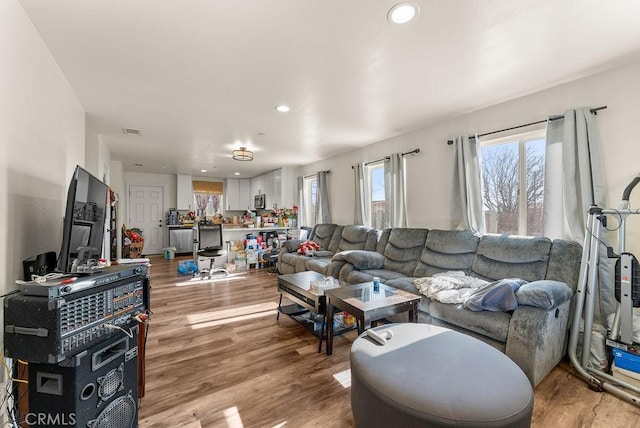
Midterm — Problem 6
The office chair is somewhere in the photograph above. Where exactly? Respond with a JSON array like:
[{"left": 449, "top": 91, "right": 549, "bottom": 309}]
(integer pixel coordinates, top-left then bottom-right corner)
[{"left": 193, "top": 224, "right": 228, "bottom": 278}]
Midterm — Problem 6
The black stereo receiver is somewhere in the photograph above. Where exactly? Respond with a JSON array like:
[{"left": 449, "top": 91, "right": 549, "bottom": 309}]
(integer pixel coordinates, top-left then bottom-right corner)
[{"left": 4, "top": 265, "right": 149, "bottom": 363}]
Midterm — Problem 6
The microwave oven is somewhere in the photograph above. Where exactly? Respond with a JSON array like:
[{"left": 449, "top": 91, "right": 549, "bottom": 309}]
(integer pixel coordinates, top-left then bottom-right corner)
[{"left": 254, "top": 194, "right": 266, "bottom": 210}]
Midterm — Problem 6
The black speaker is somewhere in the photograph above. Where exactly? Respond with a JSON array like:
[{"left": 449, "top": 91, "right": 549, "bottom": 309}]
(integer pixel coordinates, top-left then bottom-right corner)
[
  {"left": 28, "top": 325, "right": 139, "bottom": 428},
  {"left": 23, "top": 251, "right": 57, "bottom": 281}
]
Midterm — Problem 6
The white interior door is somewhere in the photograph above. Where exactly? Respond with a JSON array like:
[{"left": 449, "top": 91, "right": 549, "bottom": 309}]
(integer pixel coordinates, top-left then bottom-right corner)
[{"left": 128, "top": 185, "right": 164, "bottom": 255}]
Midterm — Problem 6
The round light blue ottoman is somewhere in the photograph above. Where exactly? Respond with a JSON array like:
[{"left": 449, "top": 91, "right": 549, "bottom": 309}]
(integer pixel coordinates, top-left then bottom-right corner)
[{"left": 350, "top": 323, "right": 533, "bottom": 427}]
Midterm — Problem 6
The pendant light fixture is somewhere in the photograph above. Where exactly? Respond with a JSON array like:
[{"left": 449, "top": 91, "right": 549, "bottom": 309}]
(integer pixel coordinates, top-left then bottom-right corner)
[{"left": 232, "top": 146, "right": 254, "bottom": 161}]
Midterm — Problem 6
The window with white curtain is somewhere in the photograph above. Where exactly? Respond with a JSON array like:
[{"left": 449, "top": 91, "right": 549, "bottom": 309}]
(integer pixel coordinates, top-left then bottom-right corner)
[
  {"left": 367, "top": 161, "right": 387, "bottom": 230},
  {"left": 480, "top": 129, "right": 545, "bottom": 236},
  {"left": 302, "top": 176, "right": 318, "bottom": 226}
]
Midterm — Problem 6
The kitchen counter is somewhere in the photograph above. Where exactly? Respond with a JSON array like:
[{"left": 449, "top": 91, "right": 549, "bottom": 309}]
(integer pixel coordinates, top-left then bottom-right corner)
[
  {"left": 168, "top": 224, "right": 195, "bottom": 228},
  {"left": 223, "top": 225, "right": 293, "bottom": 232}
]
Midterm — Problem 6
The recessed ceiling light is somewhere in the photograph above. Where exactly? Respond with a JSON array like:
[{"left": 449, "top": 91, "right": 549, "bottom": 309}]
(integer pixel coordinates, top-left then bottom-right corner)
[
  {"left": 234, "top": 172, "right": 241, "bottom": 176},
  {"left": 387, "top": 2, "right": 419, "bottom": 24},
  {"left": 201, "top": 169, "right": 207, "bottom": 173},
  {"left": 275, "top": 105, "right": 290, "bottom": 113}
]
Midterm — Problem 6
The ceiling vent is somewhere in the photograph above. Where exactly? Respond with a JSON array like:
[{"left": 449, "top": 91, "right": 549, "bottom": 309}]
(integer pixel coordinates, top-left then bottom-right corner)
[{"left": 123, "top": 127, "right": 142, "bottom": 136}]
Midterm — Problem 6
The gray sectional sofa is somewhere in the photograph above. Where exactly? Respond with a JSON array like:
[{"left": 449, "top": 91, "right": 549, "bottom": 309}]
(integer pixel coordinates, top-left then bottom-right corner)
[
  {"left": 277, "top": 224, "right": 379, "bottom": 276},
  {"left": 278, "top": 224, "right": 583, "bottom": 386}
]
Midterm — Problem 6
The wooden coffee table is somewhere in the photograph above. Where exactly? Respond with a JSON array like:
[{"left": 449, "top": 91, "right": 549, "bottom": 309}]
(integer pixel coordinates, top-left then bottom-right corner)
[
  {"left": 324, "top": 282, "right": 420, "bottom": 355},
  {"left": 277, "top": 271, "right": 341, "bottom": 352}
]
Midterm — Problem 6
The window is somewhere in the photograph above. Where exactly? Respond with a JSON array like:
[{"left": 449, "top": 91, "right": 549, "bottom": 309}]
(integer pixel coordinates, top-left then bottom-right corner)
[
  {"left": 367, "top": 162, "right": 387, "bottom": 230},
  {"left": 480, "top": 130, "right": 545, "bottom": 236},
  {"left": 192, "top": 181, "right": 223, "bottom": 217},
  {"left": 302, "top": 176, "right": 317, "bottom": 226}
]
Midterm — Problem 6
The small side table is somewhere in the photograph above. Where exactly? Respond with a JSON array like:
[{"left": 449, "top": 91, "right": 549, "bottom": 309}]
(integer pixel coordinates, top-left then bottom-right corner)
[{"left": 325, "top": 282, "right": 420, "bottom": 355}]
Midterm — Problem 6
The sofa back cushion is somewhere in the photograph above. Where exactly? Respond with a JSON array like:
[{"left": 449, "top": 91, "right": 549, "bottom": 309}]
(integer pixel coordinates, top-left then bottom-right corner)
[
  {"left": 382, "top": 228, "right": 429, "bottom": 276},
  {"left": 309, "top": 224, "right": 339, "bottom": 251},
  {"left": 376, "top": 228, "right": 392, "bottom": 254},
  {"left": 332, "top": 225, "right": 377, "bottom": 253},
  {"left": 414, "top": 229, "right": 480, "bottom": 277},
  {"left": 471, "top": 234, "right": 552, "bottom": 282}
]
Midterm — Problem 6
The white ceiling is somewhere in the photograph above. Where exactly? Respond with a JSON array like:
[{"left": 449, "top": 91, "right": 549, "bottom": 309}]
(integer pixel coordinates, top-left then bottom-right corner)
[{"left": 20, "top": 0, "right": 640, "bottom": 178}]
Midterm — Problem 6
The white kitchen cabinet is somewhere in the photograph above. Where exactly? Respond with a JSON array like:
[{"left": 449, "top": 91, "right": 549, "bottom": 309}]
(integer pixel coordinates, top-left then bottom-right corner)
[
  {"left": 248, "top": 168, "right": 295, "bottom": 211},
  {"left": 280, "top": 166, "right": 295, "bottom": 209},
  {"left": 263, "top": 170, "right": 276, "bottom": 210},
  {"left": 250, "top": 175, "right": 264, "bottom": 199},
  {"left": 226, "top": 178, "right": 251, "bottom": 211},
  {"left": 177, "top": 174, "right": 193, "bottom": 210}
]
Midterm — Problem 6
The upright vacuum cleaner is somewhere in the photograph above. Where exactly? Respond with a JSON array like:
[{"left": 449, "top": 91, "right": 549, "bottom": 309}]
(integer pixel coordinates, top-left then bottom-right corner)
[{"left": 568, "top": 173, "right": 640, "bottom": 406}]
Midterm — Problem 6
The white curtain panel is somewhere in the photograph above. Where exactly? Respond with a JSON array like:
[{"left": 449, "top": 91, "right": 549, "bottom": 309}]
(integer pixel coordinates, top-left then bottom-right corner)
[
  {"left": 384, "top": 153, "right": 408, "bottom": 227},
  {"left": 315, "top": 171, "right": 332, "bottom": 224},
  {"left": 353, "top": 163, "right": 368, "bottom": 225},
  {"left": 543, "top": 107, "right": 614, "bottom": 320},
  {"left": 296, "top": 175, "right": 306, "bottom": 227},
  {"left": 450, "top": 135, "right": 485, "bottom": 232},
  {"left": 543, "top": 107, "right": 607, "bottom": 241}
]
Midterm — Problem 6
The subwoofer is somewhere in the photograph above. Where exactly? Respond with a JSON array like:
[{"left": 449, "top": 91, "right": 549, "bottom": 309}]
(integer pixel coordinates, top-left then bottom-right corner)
[{"left": 28, "top": 325, "right": 139, "bottom": 428}]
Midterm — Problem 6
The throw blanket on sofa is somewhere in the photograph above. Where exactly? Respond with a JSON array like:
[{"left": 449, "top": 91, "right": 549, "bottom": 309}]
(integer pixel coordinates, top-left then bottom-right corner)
[{"left": 414, "top": 271, "right": 489, "bottom": 304}]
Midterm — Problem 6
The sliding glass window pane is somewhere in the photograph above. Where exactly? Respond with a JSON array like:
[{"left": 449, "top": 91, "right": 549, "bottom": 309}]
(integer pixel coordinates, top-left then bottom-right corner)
[
  {"left": 369, "top": 164, "right": 386, "bottom": 229},
  {"left": 525, "top": 138, "right": 545, "bottom": 236},
  {"left": 303, "top": 177, "right": 318, "bottom": 226},
  {"left": 481, "top": 141, "right": 520, "bottom": 234}
]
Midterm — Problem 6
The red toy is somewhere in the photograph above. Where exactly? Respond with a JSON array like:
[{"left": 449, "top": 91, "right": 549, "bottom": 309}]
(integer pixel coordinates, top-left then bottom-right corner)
[{"left": 297, "top": 240, "right": 320, "bottom": 255}]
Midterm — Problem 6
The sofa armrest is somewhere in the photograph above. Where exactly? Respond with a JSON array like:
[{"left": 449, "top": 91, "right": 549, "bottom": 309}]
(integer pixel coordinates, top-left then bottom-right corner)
[
  {"left": 505, "top": 300, "right": 572, "bottom": 386},
  {"left": 280, "top": 239, "right": 304, "bottom": 254},
  {"left": 333, "top": 250, "right": 384, "bottom": 270},
  {"left": 515, "top": 280, "right": 573, "bottom": 310}
]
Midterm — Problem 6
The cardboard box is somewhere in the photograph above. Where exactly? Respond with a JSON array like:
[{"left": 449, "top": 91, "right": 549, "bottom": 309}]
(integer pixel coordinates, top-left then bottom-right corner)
[{"left": 129, "top": 242, "right": 144, "bottom": 258}]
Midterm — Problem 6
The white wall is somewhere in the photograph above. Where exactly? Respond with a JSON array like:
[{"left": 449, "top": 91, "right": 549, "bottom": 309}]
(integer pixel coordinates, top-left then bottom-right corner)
[
  {"left": 300, "top": 59, "right": 640, "bottom": 255},
  {"left": 0, "top": 2, "right": 84, "bottom": 413},
  {"left": 0, "top": 0, "right": 85, "bottom": 289},
  {"left": 110, "top": 160, "right": 125, "bottom": 258}
]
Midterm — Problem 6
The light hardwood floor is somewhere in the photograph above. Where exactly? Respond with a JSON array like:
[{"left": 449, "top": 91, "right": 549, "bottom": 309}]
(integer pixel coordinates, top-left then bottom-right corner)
[{"left": 138, "top": 255, "right": 640, "bottom": 427}]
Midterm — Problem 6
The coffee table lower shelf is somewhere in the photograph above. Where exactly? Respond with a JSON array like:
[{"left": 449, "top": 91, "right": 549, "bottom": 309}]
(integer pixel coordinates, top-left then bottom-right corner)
[{"left": 277, "top": 302, "right": 356, "bottom": 352}]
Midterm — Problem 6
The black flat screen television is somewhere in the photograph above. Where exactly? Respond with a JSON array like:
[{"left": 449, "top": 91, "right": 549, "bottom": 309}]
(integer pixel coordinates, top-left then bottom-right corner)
[{"left": 57, "top": 166, "right": 108, "bottom": 273}]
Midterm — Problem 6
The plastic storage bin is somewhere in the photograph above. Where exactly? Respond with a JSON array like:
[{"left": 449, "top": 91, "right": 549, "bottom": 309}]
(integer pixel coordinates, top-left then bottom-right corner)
[
  {"left": 612, "top": 348, "right": 640, "bottom": 373},
  {"left": 612, "top": 361, "right": 640, "bottom": 389},
  {"left": 163, "top": 246, "right": 176, "bottom": 260}
]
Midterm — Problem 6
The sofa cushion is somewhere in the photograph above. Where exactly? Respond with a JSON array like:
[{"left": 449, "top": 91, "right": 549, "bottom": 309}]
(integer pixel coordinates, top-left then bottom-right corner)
[
  {"left": 386, "top": 277, "right": 420, "bottom": 295},
  {"left": 341, "top": 250, "right": 385, "bottom": 270},
  {"left": 515, "top": 280, "right": 573, "bottom": 310},
  {"left": 429, "top": 301, "right": 512, "bottom": 342},
  {"left": 472, "top": 234, "right": 552, "bottom": 282},
  {"left": 314, "top": 250, "right": 334, "bottom": 258},
  {"left": 382, "top": 228, "right": 429, "bottom": 276},
  {"left": 304, "top": 257, "right": 333, "bottom": 275},
  {"left": 310, "top": 224, "right": 340, "bottom": 251},
  {"left": 343, "top": 269, "right": 408, "bottom": 285},
  {"left": 334, "top": 225, "right": 377, "bottom": 253},
  {"left": 415, "top": 230, "right": 480, "bottom": 277}
]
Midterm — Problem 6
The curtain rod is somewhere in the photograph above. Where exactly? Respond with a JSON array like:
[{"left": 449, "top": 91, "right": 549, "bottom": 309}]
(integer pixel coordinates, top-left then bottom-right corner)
[
  {"left": 352, "top": 148, "right": 421, "bottom": 168},
  {"left": 446, "top": 106, "right": 607, "bottom": 145},
  {"left": 303, "top": 170, "right": 331, "bottom": 179}
]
